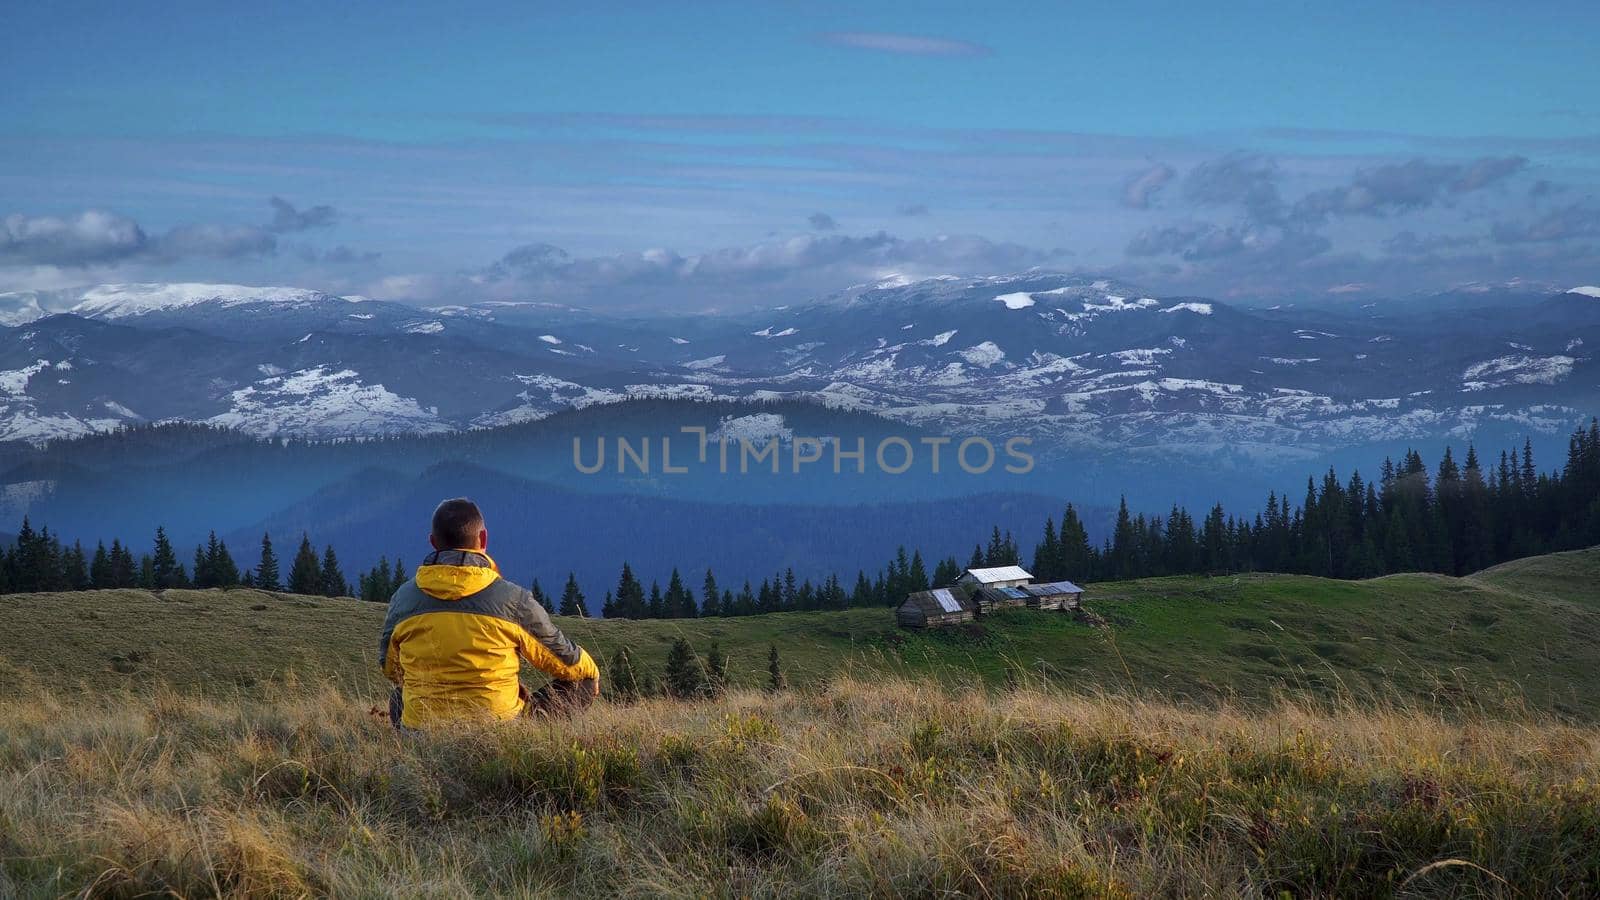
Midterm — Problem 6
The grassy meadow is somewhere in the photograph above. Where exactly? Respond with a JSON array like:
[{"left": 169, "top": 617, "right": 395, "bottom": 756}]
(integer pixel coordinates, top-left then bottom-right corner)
[
  {"left": 4, "top": 547, "right": 1600, "bottom": 716},
  {"left": 2, "top": 548, "right": 1599, "bottom": 896}
]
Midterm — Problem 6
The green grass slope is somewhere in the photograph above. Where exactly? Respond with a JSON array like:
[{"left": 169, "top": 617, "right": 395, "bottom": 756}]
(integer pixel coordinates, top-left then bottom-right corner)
[{"left": 3, "top": 547, "right": 1597, "bottom": 716}]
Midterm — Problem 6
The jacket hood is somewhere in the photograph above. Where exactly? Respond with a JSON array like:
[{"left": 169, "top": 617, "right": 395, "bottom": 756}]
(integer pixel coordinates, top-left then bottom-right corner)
[{"left": 415, "top": 549, "right": 501, "bottom": 600}]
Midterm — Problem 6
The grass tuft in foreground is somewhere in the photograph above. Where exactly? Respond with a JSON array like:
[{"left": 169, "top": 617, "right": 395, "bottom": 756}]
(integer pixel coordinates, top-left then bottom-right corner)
[{"left": 3, "top": 678, "right": 1600, "bottom": 897}]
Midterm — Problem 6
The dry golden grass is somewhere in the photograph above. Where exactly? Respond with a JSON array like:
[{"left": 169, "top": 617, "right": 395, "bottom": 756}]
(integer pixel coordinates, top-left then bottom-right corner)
[{"left": 3, "top": 678, "right": 1599, "bottom": 898}]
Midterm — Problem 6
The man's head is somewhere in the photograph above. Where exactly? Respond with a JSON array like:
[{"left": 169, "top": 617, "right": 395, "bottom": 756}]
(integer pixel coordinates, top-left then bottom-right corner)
[{"left": 430, "top": 497, "right": 487, "bottom": 551}]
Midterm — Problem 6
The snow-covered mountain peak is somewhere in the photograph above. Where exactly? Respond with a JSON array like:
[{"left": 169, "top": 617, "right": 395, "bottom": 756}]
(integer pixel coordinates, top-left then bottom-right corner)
[
  {"left": 70, "top": 283, "right": 339, "bottom": 319},
  {"left": 1568, "top": 286, "right": 1600, "bottom": 299}
]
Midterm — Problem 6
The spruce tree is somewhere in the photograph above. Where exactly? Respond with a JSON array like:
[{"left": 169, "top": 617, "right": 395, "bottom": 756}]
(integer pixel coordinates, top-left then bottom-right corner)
[
  {"left": 212, "top": 537, "right": 240, "bottom": 587},
  {"left": 63, "top": 541, "right": 89, "bottom": 590},
  {"left": 287, "top": 534, "right": 322, "bottom": 595},
  {"left": 319, "top": 544, "right": 348, "bottom": 597},
  {"left": 608, "top": 646, "right": 641, "bottom": 700},
  {"left": 109, "top": 539, "right": 136, "bottom": 588},
  {"left": 613, "top": 563, "right": 645, "bottom": 618},
  {"left": 90, "top": 541, "right": 113, "bottom": 589},
  {"left": 255, "top": 533, "right": 281, "bottom": 590},
  {"left": 558, "top": 573, "right": 587, "bottom": 616},
  {"left": 701, "top": 569, "right": 720, "bottom": 617},
  {"left": 193, "top": 544, "right": 210, "bottom": 588},
  {"left": 530, "top": 578, "right": 553, "bottom": 613},
  {"left": 767, "top": 644, "right": 786, "bottom": 692},
  {"left": 705, "top": 642, "right": 728, "bottom": 697},
  {"left": 663, "top": 638, "right": 708, "bottom": 699},
  {"left": 150, "top": 526, "right": 183, "bottom": 589}
]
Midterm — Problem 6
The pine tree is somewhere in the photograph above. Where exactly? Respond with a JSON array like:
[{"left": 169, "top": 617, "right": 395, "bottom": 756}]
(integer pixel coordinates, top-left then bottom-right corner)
[
  {"left": 255, "top": 533, "right": 281, "bottom": 590},
  {"left": 767, "top": 644, "right": 787, "bottom": 692},
  {"left": 319, "top": 544, "right": 348, "bottom": 597},
  {"left": 193, "top": 544, "right": 209, "bottom": 588},
  {"left": 287, "top": 534, "right": 322, "bottom": 595},
  {"left": 530, "top": 578, "right": 553, "bottom": 614},
  {"left": 62, "top": 541, "right": 89, "bottom": 590},
  {"left": 211, "top": 538, "right": 240, "bottom": 587},
  {"left": 90, "top": 541, "right": 113, "bottom": 589},
  {"left": 665, "top": 568, "right": 695, "bottom": 618},
  {"left": 558, "top": 572, "right": 587, "bottom": 616},
  {"left": 608, "top": 646, "right": 641, "bottom": 700},
  {"left": 150, "top": 526, "right": 184, "bottom": 589},
  {"left": 701, "top": 569, "right": 721, "bottom": 617},
  {"left": 705, "top": 642, "right": 728, "bottom": 697},
  {"left": 612, "top": 563, "right": 646, "bottom": 618},
  {"left": 663, "top": 638, "right": 708, "bottom": 699},
  {"left": 110, "top": 539, "right": 136, "bottom": 588}
]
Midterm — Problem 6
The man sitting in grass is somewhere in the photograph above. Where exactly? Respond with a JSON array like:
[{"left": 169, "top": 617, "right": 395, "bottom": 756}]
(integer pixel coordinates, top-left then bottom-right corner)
[{"left": 379, "top": 497, "right": 600, "bottom": 730}]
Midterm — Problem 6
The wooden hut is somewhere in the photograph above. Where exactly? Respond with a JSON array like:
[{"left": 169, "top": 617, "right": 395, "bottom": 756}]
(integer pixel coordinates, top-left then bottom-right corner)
[
  {"left": 1019, "top": 580, "right": 1085, "bottom": 611},
  {"left": 974, "top": 585, "right": 1031, "bottom": 615},
  {"left": 956, "top": 565, "right": 1033, "bottom": 590},
  {"left": 897, "top": 587, "right": 977, "bottom": 629}
]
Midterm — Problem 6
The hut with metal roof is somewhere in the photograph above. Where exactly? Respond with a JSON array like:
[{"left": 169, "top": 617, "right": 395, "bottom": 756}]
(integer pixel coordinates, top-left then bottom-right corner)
[
  {"left": 956, "top": 565, "right": 1033, "bottom": 590},
  {"left": 1020, "top": 580, "right": 1085, "bottom": 611},
  {"left": 896, "top": 587, "right": 977, "bottom": 629}
]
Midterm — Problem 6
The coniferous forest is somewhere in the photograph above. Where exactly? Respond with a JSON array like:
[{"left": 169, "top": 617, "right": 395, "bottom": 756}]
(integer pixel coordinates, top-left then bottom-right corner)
[{"left": 3, "top": 420, "right": 1597, "bottom": 616}]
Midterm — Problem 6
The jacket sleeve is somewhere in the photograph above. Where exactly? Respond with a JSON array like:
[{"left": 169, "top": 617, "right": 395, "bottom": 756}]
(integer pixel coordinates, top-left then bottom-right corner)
[
  {"left": 511, "top": 587, "right": 600, "bottom": 682},
  {"left": 378, "top": 601, "right": 405, "bottom": 684}
]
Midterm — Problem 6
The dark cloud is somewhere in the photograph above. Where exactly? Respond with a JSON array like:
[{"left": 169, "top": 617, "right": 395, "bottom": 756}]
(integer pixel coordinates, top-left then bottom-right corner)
[
  {"left": 155, "top": 223, "right": 277, "bottom": 260},
  {"left": 298, "top": 244, "right": 381, "bottom": 265},
  {"left": 1289, "top": 157, "right": 1524, "bottom": 226},
  {"left": 1, "top": 210, "right": 279, "bottom": 267},
  {"left": 478, "top": 230, "right": 1053, "bottom": 306},
  {"left": 1184, "top": 153, "right": 1284, "bottom": 223},
  {"left": 1491, "top": 202, "right": 1600, "bottom": 243},
  {"left": 1177, "top": 153, "right": 1527, "bottom": 232},
  {"left": 807, "top": 212, "right": 838, "bottom": 231},
  {"left": 896, "top": 203, "right": 930, "bottom": 217},
  {"left": 1121, "top": 163, "right": 1176, "bottom": 209},
  {"left": 1453, "top": 156, "right": 1527, "bottom": 192},
  {"left": 0, "top": 211, "right": 148, "bottom": 267},
  {"left": 1381, "top": 230, "right": 1481, "bottom": 256},
  {"left": 1125, "top": 223, "right": 1217, "bottom": 258},
  {"left": 1529, "top": 179, "right": 1566, "bottom": 200},
  {"left": 267, "top": 197, "right": 338, "bottom": 233},
  {"left": 1126, "top": 220, "right": 1329, "bottom": 271},
  {"left": 818, "top": 31, "right": 991, "bottom": 57}
]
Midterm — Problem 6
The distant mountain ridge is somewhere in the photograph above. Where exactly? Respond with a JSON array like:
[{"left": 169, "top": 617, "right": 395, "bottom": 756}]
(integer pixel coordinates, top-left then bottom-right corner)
[{"left": 0, "top": 274, "right": 1594, "bottom": 476}]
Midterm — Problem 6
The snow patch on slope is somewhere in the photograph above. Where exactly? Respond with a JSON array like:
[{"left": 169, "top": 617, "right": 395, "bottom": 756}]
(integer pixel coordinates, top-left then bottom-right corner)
[
  {"left": 207, "top": 366, "right": 449, "bottom": 438},
  {"left": 958, "top": 341, "right": 1006, "bottom": 368},
  {"left": 711, "top": 413, "right": 792, "bottom": 445},
  {"left": 994, "top": 291, "right": 1036, "bottom": 310},
  {"left": 1567, "top": 286, "right": 1600, "bottom": 298},
  {"left": 1461, "top": 355, "right": 1575, "bottom": 391}
]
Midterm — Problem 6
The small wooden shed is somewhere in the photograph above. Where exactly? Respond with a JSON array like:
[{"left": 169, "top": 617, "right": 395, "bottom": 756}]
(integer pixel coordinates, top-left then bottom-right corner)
[
  {"left": 974, "top": 585, "right": 1031, "bottom": 615},
  {"left": 897, "top": 587, "right": 977, "bottom": 629},
  {"left": 1020, "top": 580, "right": 1085, "bottom": 611}
]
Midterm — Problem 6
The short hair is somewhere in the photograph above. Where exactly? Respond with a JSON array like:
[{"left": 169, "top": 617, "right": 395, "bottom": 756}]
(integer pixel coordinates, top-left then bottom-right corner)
[{"left": 431, "top": 497, "right": 485, "bottom": 549}]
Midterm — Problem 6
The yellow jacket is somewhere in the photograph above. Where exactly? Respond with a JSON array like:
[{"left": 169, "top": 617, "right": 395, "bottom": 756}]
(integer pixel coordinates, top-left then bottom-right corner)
[{"left": 379, "top": 549, "right": 598, "bottom": 728}]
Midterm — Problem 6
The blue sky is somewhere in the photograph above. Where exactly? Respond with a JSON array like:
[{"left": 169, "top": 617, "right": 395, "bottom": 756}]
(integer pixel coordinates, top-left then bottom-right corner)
[{"left": 3, "top": 0, "right": 1599, "bottom": 307}]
